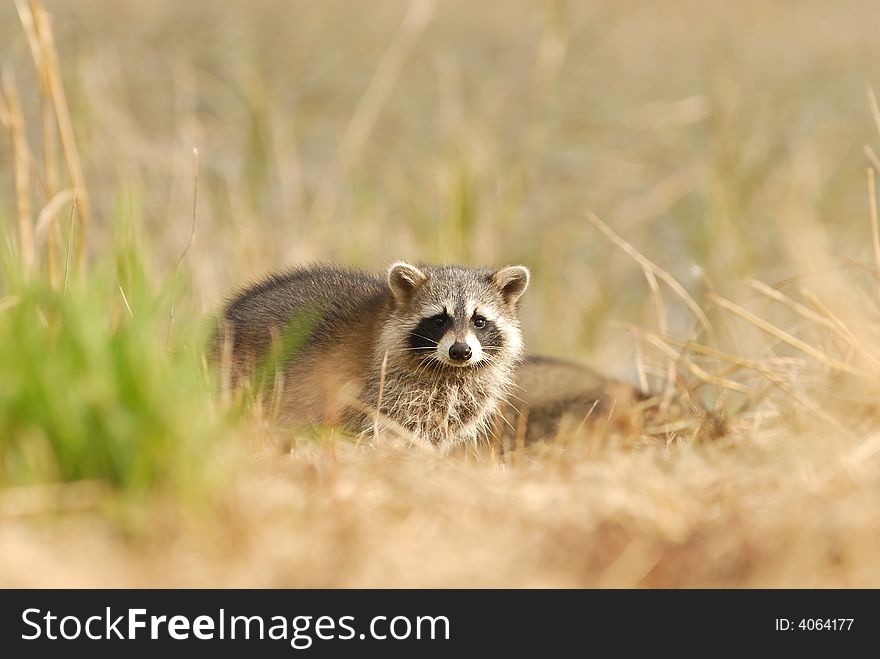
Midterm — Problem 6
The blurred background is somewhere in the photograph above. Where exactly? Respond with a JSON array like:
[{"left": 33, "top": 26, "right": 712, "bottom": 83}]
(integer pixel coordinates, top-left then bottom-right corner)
[{"left": 3, "top": 0, "right": 879, "bottom": 374}]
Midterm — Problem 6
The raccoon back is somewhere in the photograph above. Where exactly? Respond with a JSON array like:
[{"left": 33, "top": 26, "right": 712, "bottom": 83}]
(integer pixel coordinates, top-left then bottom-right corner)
[
  {"left": 223, "top": 265, "right": 383, "bottom": 344},
  {"left": 502, "top": 355, "right": 646, "bottom": 443},
  {"left": 216, "top": 265, "right": 392, "bottom": 393}
]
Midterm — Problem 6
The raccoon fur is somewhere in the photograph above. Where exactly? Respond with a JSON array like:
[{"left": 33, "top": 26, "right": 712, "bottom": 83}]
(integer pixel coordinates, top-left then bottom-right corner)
[
  {"left": 500, "top": 355, "right": 647, "bottom": 444},
  {"left": 502, "top": 355, "right": 725, "bottom": 445},
  {"left": 216, "top": 261, "right": 530, "bottom": 451}
]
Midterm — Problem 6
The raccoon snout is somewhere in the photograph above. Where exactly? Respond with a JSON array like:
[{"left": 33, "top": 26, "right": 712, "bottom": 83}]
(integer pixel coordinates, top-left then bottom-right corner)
[{"left": 449, "top": 342, "right": 472, "bottom": 362}]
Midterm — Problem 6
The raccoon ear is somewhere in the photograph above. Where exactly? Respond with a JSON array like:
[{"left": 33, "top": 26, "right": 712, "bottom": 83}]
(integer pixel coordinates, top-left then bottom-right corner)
[
  {"left": 492, "top": 265, "right": 530, "bottom": 307},
  {"left": 388, "top": 262, "right": 428, "bottom": 301}
]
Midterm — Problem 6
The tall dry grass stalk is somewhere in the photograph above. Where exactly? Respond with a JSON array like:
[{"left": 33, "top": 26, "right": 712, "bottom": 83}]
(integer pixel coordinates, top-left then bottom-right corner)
[
  {"left": 16, "top": 0, "right": 58, "bottom": 284},
  {"left": 584, "top": 209, "right": 715, "bottom": 409},
  {"left": 373, "top": 350, "right": 389, "bottom": 441},
  {"left": 0, "top": 69, "right": 35, "bottom": 273},
  {"left": 867, "top": 168, "right": 880, "bottom": 296},
  {"left": 309, "top": 0, "right": 436, "bottom": 228},
  {"left": 167, "top": 147, "right": 200, "bottom": 346},
  {"left": 8, "top": 0, "right": 90, "bottom": 277}
]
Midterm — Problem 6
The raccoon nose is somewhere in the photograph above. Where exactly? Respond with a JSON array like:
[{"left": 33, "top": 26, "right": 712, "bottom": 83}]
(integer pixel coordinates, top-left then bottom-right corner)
[{"left": 449, "top": 342, "right": 472, "bottom": 362}]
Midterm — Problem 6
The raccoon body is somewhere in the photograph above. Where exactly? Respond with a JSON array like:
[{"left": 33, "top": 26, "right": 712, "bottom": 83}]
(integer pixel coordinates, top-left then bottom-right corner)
[
  {"left": 503, "top": 355, "right": 724, "bottom": 445},
  {"left": 502, "top": 355, "right": 649, "bottom": 444},
  {"left": 217, "top": 262, "right": 530, "bottom": 450}
]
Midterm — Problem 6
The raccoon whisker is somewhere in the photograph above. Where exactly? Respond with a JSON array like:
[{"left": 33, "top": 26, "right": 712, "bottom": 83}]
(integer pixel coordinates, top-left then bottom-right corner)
[
  {"left": 502, "top": 391, "right": 530, "bottom": 406},
  {"left": 415, "top": 352, "right": 442, "bottom": 367},
  {"left": 502, "top": 399, "right": 525, "bottom": 419},
  {"left": 407, "top": 355, "right": 435, "bottom": 364},
  {"left": 411, "top": 360, "right": 433, "bottom": 380},
  {"left": 495, "top": 410, "right": 518, "bottom": 435},
  {"left": 412, "top": 354, "right": 445, "bottom": 379},
  {"left": 397, "top": 351, "right": 442, "bottom": 376},
  {"left": 408, "top": 332, "right": 441, "bottom": 346}
]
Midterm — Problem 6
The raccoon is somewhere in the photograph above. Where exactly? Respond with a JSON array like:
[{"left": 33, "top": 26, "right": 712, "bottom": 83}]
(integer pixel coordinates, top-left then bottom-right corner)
[{"left": 216, "top": 262, "right": 530, "bottom": 451}]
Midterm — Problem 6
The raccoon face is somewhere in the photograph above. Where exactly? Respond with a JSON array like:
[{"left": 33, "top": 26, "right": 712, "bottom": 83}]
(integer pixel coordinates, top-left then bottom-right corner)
[{"left": 384, "top": 261, "right": 530, "bottom": 369}]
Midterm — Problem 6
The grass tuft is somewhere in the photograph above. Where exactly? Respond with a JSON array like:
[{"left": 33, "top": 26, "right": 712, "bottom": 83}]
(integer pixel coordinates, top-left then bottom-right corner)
[{"left": 0, "top": 254, "right": 223, "bottom": 494}]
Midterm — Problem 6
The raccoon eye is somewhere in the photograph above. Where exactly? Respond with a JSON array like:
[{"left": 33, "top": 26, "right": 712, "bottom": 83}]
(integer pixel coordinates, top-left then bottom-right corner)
[
  {"left": 431, "top": 314, "right": 447, "bottom": 327},
  {"left": 473, "top": 316, "right": 487, "bottom": 329}
]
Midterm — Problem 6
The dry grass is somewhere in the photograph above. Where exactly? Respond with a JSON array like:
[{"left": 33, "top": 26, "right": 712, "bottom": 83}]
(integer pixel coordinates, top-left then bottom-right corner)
[{"left": 3, "top": 0, "right": 880, "bottom": 587}]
